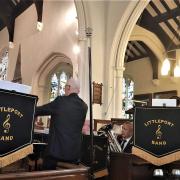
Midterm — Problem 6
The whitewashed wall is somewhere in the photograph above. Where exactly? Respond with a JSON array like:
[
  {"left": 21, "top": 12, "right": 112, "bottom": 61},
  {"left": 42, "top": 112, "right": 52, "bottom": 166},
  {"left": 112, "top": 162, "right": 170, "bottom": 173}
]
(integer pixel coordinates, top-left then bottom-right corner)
[
  {"left": 124, "top": 58, "right": 180, "bottom": 96},
  {"left": 82, "top": 1, "right": 131, "bottom": 119},
  {"left": 0, "top": 1, "right": 79, "bottom": 104}
]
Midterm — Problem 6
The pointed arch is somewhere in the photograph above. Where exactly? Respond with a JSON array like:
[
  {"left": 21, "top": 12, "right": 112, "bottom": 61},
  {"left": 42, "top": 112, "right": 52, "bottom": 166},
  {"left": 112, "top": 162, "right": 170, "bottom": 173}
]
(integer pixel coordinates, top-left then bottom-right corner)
[
  {"left": 74, "top": 0, "right": 86, "bottom": 40},
  {"left": 107, "top": 0, "right": 150, "bottom": 118},
  {"left": 32, "top": 52, "right": 73, "bottom": 104},
  {"left": 130, "top": 25, "right": 165, "bottom": 62}
]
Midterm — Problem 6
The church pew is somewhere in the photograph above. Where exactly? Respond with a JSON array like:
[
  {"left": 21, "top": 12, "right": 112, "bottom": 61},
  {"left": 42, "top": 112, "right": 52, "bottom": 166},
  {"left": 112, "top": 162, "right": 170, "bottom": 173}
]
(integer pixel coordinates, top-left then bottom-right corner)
[{"left": 0, "top": 167, "right": 90, "bottom": 180}]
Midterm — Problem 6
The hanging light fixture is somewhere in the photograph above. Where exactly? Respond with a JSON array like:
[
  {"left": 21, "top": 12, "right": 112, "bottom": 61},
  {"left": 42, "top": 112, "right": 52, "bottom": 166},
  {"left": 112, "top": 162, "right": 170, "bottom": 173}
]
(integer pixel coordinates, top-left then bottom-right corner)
[
  {"left": 37, "top": 21, "right": 43, "bottom": 31},
  {"left": 161, "top": 55, "right": 180, "bottom": 77},
  {"left": 161, "top": 58, "right": 170, "bottom": 76},
  {"left": 161, "top": 25, "right": 180, "bottom": 77},
  {"left": 161, "top": 49, "right": 180, "bottom": 77},
  {"left": 9, "top": 41, "right": 14, "bottom": 49},
  {"left": 174, "top": 64, "right": 180, "bottom": 77}
]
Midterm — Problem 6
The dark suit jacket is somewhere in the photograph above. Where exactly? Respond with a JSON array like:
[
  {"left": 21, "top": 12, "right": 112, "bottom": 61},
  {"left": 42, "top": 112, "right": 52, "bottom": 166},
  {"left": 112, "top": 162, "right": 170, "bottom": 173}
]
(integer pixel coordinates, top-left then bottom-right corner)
[
  {"left": 36, "top": 93, "right": 88, "bottom": 162},
  {"left": 117, "top": 136, "right": 133, "bottom": 153}
]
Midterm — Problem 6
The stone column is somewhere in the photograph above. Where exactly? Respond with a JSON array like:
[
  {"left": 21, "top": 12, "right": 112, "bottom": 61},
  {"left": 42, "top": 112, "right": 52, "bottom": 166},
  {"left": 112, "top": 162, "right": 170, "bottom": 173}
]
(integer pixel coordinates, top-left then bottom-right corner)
[
  {"left": 78, "top": 32, "right": 90, "bottom": 119},
  {"left": 114, "top": 66, "right": 125, "bottom": 118}
]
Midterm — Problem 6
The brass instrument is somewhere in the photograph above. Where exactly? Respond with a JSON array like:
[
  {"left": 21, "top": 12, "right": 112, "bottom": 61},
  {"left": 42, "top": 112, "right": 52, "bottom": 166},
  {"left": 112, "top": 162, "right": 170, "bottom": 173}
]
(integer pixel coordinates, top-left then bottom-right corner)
[{"left": 98, "top": 124, "right": 122, "bottom": 153}]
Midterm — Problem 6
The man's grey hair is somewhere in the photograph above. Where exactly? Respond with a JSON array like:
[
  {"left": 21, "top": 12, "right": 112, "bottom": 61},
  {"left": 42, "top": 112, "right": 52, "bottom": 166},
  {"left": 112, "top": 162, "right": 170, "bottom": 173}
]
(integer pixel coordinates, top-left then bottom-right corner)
[{"left": 67, "top": 78, "right": 80, "bottom": 94}]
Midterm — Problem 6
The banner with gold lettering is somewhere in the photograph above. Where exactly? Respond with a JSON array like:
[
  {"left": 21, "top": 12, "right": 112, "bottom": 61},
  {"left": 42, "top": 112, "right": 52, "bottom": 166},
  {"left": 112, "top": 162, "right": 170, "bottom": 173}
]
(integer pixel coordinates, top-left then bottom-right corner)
[
  {"left": 0, "top": 89, "right": 37, "bottom": 168},
  {"left": 132, "top": 107, "right": 180, "bottom": 166}
]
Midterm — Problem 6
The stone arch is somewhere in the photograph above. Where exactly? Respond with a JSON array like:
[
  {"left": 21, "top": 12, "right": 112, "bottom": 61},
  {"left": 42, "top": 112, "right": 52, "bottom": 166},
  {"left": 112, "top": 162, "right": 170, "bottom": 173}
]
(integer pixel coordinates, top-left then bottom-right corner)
[
  {"left": 74, "top": 0, "right": 86, "bottom": 40},
  {"left": 130, "top": 25, "right": 165, "bottom": 62},
  {"left": 107, "top": 0, "right": 150, "bottom": 118},
  {"left": 32, "top": 52, "right": 73, "bottom": 104}
]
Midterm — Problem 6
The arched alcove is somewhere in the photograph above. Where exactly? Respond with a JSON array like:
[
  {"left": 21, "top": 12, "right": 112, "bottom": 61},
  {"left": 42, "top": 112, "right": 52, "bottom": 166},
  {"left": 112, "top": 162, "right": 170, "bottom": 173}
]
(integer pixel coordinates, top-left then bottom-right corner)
[{"left": 32, "top": 52, "right": 73, "bottom": 105}]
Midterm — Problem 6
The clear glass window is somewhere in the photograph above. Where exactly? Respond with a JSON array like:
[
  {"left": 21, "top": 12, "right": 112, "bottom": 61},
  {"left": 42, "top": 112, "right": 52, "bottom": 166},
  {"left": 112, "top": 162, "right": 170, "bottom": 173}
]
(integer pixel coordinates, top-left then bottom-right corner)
[
  {"left": 0, "top": 49, "right": 8, "bottom": 80},
  {"left": 122, "top": 76, "right": 134, "bottom": 118}
]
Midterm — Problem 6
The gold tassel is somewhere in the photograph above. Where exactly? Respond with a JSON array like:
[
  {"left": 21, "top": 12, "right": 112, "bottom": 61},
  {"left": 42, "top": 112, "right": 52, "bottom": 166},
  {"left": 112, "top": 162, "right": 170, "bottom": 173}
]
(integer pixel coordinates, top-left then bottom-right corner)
[
  {"left": 0, "top": 144, "right": 33, "bottom": 168},
  {"left": 132, "top": 146, "right": 180, "bottom": 166}
]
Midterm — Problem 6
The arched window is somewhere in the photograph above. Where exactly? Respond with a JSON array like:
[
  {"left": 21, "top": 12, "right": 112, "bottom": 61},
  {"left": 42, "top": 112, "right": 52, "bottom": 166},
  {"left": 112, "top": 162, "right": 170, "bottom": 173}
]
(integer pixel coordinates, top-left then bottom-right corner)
[
  {"left": 122, "top": 76, "right": 134, "bottom": 118},
  {"left": 0, "top": 48, "right": 8, "bottom": 80},
  {"left": 50, "top": 64, "right": 72, "bottom": 101}
]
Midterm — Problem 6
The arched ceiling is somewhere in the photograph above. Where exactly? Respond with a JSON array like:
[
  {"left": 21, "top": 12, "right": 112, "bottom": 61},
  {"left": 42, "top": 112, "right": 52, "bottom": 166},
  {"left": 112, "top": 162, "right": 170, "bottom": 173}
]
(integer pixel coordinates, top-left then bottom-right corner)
[{"left": 125, "top": 0, "right": 180, "bottom": 64}]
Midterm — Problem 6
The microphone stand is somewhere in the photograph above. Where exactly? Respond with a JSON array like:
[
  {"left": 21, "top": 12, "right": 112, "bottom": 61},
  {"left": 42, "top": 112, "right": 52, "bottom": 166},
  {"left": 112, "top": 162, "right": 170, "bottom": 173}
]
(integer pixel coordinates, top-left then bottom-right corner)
[{"left": 86, "top": 27, "right": 94, "bottom": 180}]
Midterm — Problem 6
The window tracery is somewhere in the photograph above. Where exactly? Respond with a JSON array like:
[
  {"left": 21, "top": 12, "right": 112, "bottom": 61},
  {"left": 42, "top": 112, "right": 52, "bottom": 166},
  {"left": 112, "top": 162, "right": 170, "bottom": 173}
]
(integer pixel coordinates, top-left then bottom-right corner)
[{"left": 50, "top": 70, "right": 71, "bottom": 101}]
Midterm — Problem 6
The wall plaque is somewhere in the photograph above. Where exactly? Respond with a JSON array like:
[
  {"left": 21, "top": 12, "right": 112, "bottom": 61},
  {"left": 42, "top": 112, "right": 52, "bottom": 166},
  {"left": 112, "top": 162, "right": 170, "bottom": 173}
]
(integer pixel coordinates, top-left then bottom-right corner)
[{"left": 93, "top": 82, "right": 103, "bottom": 105}]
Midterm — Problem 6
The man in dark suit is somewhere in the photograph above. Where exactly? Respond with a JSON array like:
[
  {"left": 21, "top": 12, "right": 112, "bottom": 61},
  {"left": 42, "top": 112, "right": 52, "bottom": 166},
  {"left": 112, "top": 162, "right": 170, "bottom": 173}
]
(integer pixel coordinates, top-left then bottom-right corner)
[
  {"left": 35, "top": 78, "right": 88, "bottom": 170},
  {"left": 117, "top": 122, "right": 133, "bottom": 153}
]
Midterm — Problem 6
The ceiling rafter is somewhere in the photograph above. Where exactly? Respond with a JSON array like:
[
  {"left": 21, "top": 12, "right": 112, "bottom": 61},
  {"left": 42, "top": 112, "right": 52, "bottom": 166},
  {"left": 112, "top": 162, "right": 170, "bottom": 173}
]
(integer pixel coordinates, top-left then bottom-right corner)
[
  {"left": 153, "top": 8, "right": 180, "bottom": 23},
  {"left": 165, "top": 21, "right": 180, "bottom": 41},
  {"left": 11, "top": 0, "right": 18, "bottom": 6},
  {"left": 174, "top": 0, "right": 180, "bottom": 7},
  {"left": 125, "top": 0, "right": 179, "bottom": 80},
  {"left": 150, "top": 1, "right": 162, "bottom": 16},
  {"left": 160, "top": 0, "right": 171, "bottom": 12}
]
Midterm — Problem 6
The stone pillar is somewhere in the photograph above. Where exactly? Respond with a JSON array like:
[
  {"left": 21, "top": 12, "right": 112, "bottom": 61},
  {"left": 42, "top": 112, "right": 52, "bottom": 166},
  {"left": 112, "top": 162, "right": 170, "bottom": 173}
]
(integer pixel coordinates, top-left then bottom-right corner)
[
  {"left": 114, "top": 66, "right": 125, "bottom": 118},
  {"left": 78, "top": 35, "right": 90, "bottom": 119}
]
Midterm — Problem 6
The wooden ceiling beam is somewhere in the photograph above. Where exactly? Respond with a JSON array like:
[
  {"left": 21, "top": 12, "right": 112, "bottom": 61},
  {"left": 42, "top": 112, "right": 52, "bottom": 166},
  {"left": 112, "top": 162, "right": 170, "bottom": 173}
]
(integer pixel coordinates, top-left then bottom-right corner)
[
  {"left": 165, "top": 21, "right": 180, "bottom": 42},
  {"left": 141, "top": 42, "right": 159, "bottom": 79},
  {"left": 126, "top": 54, "right": 148, "bottom": 63},
  {"left": 15, "top": 0, "right": 33, "bottom": 18},
  {"left": 149, "top": 1, "right": 161, "bottom": 16},
  {"left": 174, "top": 0, "right": 180, "bottom": 8},
  {"left": 153, "top": 8, "right": 180, "bottom": 23},
  {"left": 33, "top": 0, "right": 43, "bottom": 22},
  {"left": 126, "top": 46, "right": 135, "bottom": 57},
  {"left": 141, "top": 11, "right": 177, "bottom": 50}
]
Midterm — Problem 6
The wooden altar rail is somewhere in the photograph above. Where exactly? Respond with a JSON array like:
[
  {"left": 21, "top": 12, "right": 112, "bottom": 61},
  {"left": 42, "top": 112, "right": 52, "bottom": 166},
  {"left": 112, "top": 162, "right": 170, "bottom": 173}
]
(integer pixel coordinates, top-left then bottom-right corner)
[
  {"left": 109, "top": 152, "right": 154, "bottom": 180},
  {"left": 109, "top": 152, "right": 180, "bottom": 180},
  {"left": 0, "top": 167, "right": 90, "bottom": 180}
]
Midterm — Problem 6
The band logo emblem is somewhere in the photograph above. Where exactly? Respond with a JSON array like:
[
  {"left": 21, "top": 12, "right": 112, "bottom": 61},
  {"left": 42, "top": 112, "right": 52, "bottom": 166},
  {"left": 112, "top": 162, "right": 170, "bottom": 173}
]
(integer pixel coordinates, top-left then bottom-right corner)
[
  {"left": 133, "top": 107, "right": 180, "bottom": 166},
  {"left": 3, "top": 114, "right": 11, "bottom": 133}
]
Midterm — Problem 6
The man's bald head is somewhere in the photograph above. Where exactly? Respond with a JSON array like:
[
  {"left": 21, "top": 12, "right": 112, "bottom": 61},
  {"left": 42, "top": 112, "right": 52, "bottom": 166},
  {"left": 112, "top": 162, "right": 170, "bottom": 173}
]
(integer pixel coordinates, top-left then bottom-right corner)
[{"left": 65, "top": 78, "right": 80, "bottom": 96}]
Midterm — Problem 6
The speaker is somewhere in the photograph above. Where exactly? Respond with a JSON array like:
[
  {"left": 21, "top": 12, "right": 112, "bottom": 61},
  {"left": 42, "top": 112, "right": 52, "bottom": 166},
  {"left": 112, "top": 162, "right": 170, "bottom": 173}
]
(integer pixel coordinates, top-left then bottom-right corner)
[{"left": 81, "top": 135, "right": 108, "bottom": 172}]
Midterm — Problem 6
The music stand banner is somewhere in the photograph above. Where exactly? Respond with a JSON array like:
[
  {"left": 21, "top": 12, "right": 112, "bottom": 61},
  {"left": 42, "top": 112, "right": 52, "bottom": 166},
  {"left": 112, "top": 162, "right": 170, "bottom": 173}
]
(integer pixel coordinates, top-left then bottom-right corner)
[
  {"left": 0, "top": 89, "right": 37, "bottom": 168},
  {"left": 132, "top": 107, "right": 180, "bottom": 166}
]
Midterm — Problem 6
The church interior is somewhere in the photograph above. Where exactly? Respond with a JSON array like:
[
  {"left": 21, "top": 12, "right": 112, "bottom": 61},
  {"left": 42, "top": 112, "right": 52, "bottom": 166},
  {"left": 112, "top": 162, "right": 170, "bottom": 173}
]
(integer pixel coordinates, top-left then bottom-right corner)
[{"left": 0, "top": 0, "right": 179, "bottom": 179}]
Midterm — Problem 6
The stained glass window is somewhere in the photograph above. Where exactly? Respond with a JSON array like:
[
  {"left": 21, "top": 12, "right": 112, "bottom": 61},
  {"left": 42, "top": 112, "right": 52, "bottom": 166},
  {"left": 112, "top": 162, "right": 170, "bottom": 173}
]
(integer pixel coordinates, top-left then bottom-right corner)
[
  {"left": 50, "top": 71, "right": 69, "bottom": 101},
  {"left": 0, "top": 49, "right": 8, "bottom": 80},
  {"left": 122, "top": 76, "right": 134, "bottom": 118}
]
